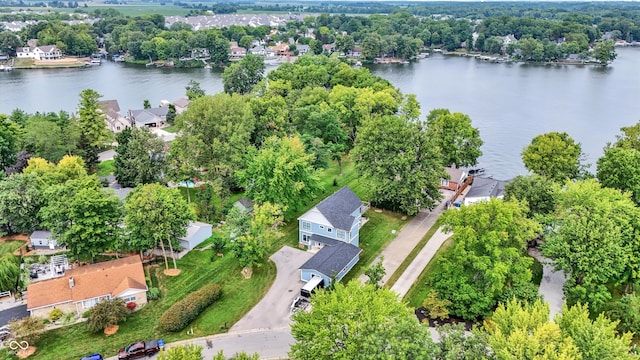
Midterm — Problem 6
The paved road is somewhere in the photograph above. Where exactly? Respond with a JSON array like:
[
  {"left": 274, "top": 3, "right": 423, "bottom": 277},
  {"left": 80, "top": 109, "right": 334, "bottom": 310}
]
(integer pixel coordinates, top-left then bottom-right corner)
[
  {"left": 231, "top": 246, "right": 313, "bottom": 332},
  {"left": 0, "top": 304, "right": 28, "bottom": 327},
  {"left": 359, "top": 190, "right": 453, "bottom": 286},
  {"left": 390, "top": 227, "right": 451, "bottom": 297},
  {"left": 529, "top": 248, "right": 567, "bottom": 319}
]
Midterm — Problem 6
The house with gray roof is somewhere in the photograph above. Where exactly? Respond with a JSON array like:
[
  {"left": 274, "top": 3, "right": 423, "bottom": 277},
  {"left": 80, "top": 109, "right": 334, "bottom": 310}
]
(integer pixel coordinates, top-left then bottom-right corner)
[
  {"left": 127, "top": 107, "right": 168, "bottom": 128},
  {"left": 297, "top": 186, "right": 368, "bottom": 285},
  {"left": 463, "top": 177, "right": 509, "bottom": 206}
]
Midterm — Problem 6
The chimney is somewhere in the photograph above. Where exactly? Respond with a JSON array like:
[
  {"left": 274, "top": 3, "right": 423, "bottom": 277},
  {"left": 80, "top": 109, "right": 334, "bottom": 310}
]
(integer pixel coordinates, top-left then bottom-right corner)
[{"left": 68, "top": 277, "right": 75, "bottom": 289}]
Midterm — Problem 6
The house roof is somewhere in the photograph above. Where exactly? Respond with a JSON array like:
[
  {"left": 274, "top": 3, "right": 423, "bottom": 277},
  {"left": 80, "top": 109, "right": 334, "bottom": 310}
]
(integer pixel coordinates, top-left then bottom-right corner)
[
  {"left": 99, "top": 100, "right": 120, "bottom": 113},
  {"left": 27, "top": 256, "right": 147, "bottom": 311},
  {"left": 180, "top": 221, "right": 212, "bottom": 240},
  {"left": 444, "top": 167, "right": 466, "bottom": 183},
  {"left": 236, "top": 197, "right": 254, "bottom": 210},
  {"left": 299, "top": 234, "right": 361, "bottom": 278},
  {"left": 30, "top": 230, "right": 52, "bottom": 240},
  {"left": 466, "top": 177, "right": 508, "bottom": 199},
  {"left": 38, "top": 45, "right": 58, "bottom": 52},
  {"left": 173, "top": 97, "right": 190, "bottom": 108},
  {"left": 312, "top": 186, "right": 362, "bottom": 231}
]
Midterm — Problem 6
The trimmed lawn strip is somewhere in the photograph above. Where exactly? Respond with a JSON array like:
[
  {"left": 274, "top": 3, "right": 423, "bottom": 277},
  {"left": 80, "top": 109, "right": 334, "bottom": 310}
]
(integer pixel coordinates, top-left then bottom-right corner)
[
  {"left": 384, "top": 219, "right": 443, "bottom": 289},
  {"left": 12, "top": 250, "right": 275, "bottom": 360},
  {"left": 163, "top": 125, "right": 178, "bottom": 133},
  {"left": 404, "top": 238, "right": 454, "bottom": 308},
  {"left": 96, "top": 160, "right": 115, "bottom": 177}
]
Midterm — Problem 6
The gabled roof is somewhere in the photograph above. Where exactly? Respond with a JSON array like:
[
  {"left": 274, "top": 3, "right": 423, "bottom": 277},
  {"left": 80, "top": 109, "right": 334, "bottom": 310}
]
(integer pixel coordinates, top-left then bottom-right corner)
[
  {"left": 180, "top": 221, "right": 212, "bottom": 240},
  {"left": 299, "top": 234, "right": 361, "bottom": 278},
  {"left": 173, "top": 97, "right": 190, "bottom": 108},
  {"left": 444, "top": 167, "right": 466, "bottom": 183},
  {"left": 27, "top": 256, "right": 147, "bottom": 311},
  {"left": 236, "top": 197, "right": 254, "bottom": 210},
  {"left": 99, "top": 99, "right": 120, "bottom": 113},
  {"left": 466, "top": 177, "right": 508, "bottom": 199},
  {"left": 313, "top": 186, "right": 362, "bottom": 231},
  {"left": 30, "top": 230, "right": 53, "bottom": 240}
]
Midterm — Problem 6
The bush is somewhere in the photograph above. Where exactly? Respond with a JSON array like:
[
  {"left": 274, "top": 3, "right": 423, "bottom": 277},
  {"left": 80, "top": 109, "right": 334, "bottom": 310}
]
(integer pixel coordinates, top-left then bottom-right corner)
[
  {"left": 86, "top": 298, "right": 130, "bottom": 333},
  {"left": 82, "top": 309, "right": 92, "bottom": 318},
  {"left": 49, "top": 308, "right": 63, "bottom": 321},
  {"left": 10, "top": 317, "right": 46, "bottom": 344},
  {"left": 126, "top": 302, "right": 137, "bottom": 311},
  {"left": 61, "top": 312, "right": 76, "bottom": 325},
  {"left": 147, "top": 287, "right": 161, "bottom": 300},
  {"left": 158, "top": 284, "right": 222, "bottom": 333}
]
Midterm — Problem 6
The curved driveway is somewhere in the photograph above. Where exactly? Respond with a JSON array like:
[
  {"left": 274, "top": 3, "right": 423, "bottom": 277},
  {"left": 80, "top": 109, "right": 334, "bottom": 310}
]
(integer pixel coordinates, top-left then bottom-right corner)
[{"left": 231, "top": 245, "right": 314, "bottom": 332}]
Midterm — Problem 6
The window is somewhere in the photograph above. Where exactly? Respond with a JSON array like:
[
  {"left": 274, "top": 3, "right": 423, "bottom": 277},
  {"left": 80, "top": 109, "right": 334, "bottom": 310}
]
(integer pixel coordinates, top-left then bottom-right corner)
[
  {"left": 327, "top": 228, "right": 332, "bottom": 233},
  {"left": 122, "top": 295, "right": 136, "bottom": 303},
  {"left": 337, "top": 230, "right": 346, "bottom": 240},
  {"left": 302, "top": 221, "right": 311, "bottom": 231},
  {"left": 82, "top": 296, "right": 109, "bottom": 309},
  {"left": 319, "top": 225, "right": 325, "bottom": 229},
  {"left": 301, "top": 234, "right": 311, "bottom": 244}
]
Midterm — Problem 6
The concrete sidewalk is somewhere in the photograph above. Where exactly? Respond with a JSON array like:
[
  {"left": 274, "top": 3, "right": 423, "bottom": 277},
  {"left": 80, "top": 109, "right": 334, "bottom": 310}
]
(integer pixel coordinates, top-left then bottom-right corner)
[
  {"left": 529, "top": 248, "right": 567, "bottom": 319},
  {"left": 359, "top": 190, "right": 453, "bottom": 286},
  {"left": 390, "top": 227, "right": 451, "bottom": 297}
]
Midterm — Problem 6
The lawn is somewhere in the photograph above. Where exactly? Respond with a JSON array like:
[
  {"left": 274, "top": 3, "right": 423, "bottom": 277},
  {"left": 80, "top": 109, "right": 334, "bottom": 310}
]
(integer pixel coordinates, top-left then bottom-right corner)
[
  {"left": 404, "top": 238, "right": 454, "bottom": 308},
  {"left": 6, "top": 249, "right": 275, "bottom": 360},
  {"left": 0, "top": 240, "right": 26, "bottom": 255},
  {"left": 162, "top": 125, "right": 178, "bottom": 133},
  {"left": 96, "top": 160, "right": 115, "bottom": 177}
]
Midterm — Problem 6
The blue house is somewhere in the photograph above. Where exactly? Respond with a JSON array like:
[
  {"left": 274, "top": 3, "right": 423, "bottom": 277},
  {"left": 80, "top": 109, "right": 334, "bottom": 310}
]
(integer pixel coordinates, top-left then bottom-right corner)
[{"left": 298, "top": 186, "right": 368, "bottom": 286}]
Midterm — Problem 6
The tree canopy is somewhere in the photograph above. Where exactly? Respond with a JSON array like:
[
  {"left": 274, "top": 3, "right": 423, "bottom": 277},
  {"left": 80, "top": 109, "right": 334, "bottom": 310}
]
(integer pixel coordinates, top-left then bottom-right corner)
[
  {"left": 113, "top": 127, "right": 166, "bottom": 188},
  {"left": 426, "top": 109, "right": 483, "bottom": 168},
  {"left": 504, "top": 174, "right": 559, "bottom": 218},
  {"left": 522, "top": 132, "right": 585, "bottom": 182},
  {"left": 290, "top": 282, "right": 438, "bottom": 359},
  {"left": 222, "top": 54, "right": 265, "bottom": 95},
  {"left": 429, "top": 199, "right": 541, "bottom": 319},
  {"left": 76, "top": 89, "right": 111, "bottom": 169}
]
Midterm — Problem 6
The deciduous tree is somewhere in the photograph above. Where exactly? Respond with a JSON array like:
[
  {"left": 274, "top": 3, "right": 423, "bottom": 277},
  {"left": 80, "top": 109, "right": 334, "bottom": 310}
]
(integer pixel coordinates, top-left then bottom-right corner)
[
  {"left": 76, "top": 89, "right": 111, "bottom": 170},
  {"left": 86, "top": 298, "right": 130, "bottom": 333},
  {"left": 290, "top": 282, "right": 438, "bottom": 359},
  {"left": 0, "top": 114, "right": 21, "bottom": 170},
  {"left": 426, "top": 109, "right": 483, "bottom": 168},
  {"left": 522, "top": 132, "right": 586, "bottom": 182},
  {"left": 240, "top": 136, "right": 322, "bottom": 212},
  {"left": 596, "top": 146, "right": 640, "bottom": 205},
  {"left": 113, "top": 127, "right": 166, "bottom": 188},
  {"left": 0, "top": 173, "right": 44, "bottom": 235},
  {"left": 504, "top": 174, "right": 559, "bottom": 218},
  {"left": 0, "top": 253, "right": 20, "bottom": 292},
  {"left": 158, "top": 345, "right": 203, "bottom": 360},
  {"left": 593, "top": 40, "right": 617, "bottom": 65},
  {"left": 185, "top": 80, "right": 205, "bottom": 100},
  {"left": 429, "top": 199, "right": 541, "bottom": 319},
  {"left": 222, "top": 54, "right": 265, "bottom": 95},
  {"left": 124, "top": 184, "right": 194, "bottom": 270},
  {"left": 353, "top": 115, "right": 445, "bottom": 215}
]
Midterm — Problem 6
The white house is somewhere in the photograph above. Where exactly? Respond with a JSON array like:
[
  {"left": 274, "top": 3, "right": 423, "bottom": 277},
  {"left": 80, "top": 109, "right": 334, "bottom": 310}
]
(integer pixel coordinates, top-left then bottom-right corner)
[
  {"left": 30, "top": 230, "right": 61, "bottom": 250},
  {"left": 16, "top": 45, "right": 62, "bottom": 60},
  {"left": 179, "top": 222, "right": 213, "bottom": 250}
]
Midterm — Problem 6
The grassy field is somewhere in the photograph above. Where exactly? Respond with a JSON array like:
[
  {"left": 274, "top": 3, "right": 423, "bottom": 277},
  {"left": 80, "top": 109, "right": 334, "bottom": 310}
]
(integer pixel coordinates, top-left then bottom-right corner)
[
  {"left": 96, "top": 159, "right": 115, "bottom": 177},
  {"left": 6, "top": 250, "right": 276, "bottom": 360},
  {"left": 0, "top": 240, "right": 26, "bottom": 255},
  {"left": 162, "top": 125, "right": 178, "bottom": 133}
]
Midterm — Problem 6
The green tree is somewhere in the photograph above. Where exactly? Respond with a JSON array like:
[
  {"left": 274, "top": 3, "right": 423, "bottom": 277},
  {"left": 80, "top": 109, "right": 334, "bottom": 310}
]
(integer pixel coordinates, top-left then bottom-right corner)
[
  {"left": 437, "top": 324, "right": 493, "bottom": 360},
  {"left": 557, "top": 302, "right": 634, "bottom": 360},
  {"left": 485, "top": 299, "right": 581, "bottom": 360},
  {"left": 364, "top": 257, "right": 385, "bottom": 288},
  {"left": 353, "top": 115, "right": 445, "bottom": 215},
  {"left": 9, "top": 316, "right": 46, "bottom": 346},
  {"left": 504, "top": 174, "right": 559, "bottom": 218},
  {"left": 0, "top": 173, "right": 43, "bottom": 235},
  {"left": 290, "top": 282, "right": 438, "bottom": 359},
  {"left": 607, "top": 294, "right": 640, "bottom": 335},
  {"left": 76, "top": 89, "right": 111, "bottom": 170},
  {"left": 22, "top": 116, "right": 78, "bottom": 163},
  {"left": 143, "top": 99, "right": 151, "bottom": 109},
  {"left": 166, "top": 104, "right": 177, "bottom": 125},
  {"left": 593, "top": 40, "right": 617, "bottom": 65},
  {"left": 522, "top": 132, "right": 586, "bottom": 182},
  {"left": 113, "top": 127, "right": 166, "bottom": 188},
  {"left": 0, "top": 30, "right": 21, "bottom": 56},
  {"left": 158, "top": 344, "right": 203, "bottom": 360},
  {"left": 240, "top": 136, "right": 322, "bottom": 212},
  {"left": 0, "top": 253, "right": 20, "bottom": 292},
  {"left": 170, "top": 93, "right": 254, "bottom": 191},
  {"left": 596, "top": 146, "right": 640, "bottom": 205},
  {"left": 422, "top": 290, "right": 451, "bottom": 320},
  {"left": 86, "top": 298, "right": 130, "bottom": 333},
  {"left": 213, "top": 350, "right": 260, "bottom": 360},
  {"left": 238, "top": 35, "right": 254, "bottom": 50},
  {"left": 542, "top": 180, "right": 640, "bottom": 311},
  {"left": 41, "top": 176, "right": 123, "bottom": 260},
  {"left": 0, "top": 114, "right": 22, "bottom": 171},
  {"left": 185, "top": 80, "right": 205, "bottom": 100},
  {"left": 124, "top": 184, "right": 195, "bottom": 270},
  {"left": 426, "top": 109, "right": 483, "bottom": 168},
  {"left": 429, "top": 199, "right": 542, "bottom": 319},
  {"left": 222, "top": 54, "right": 265, "bottom": 94}
]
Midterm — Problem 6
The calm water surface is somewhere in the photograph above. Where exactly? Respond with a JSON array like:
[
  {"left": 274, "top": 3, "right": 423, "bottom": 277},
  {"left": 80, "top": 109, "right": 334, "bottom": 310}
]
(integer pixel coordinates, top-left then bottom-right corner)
[{"left": 2, "top": 48, "right": 640, "bottom": 179}]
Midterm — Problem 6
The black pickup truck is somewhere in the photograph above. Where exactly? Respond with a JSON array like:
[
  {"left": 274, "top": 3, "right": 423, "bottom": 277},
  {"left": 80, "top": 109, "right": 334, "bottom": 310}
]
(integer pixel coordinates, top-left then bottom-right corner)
[{"left": 117, "top": 340, "right": 159, "bottom": 359}]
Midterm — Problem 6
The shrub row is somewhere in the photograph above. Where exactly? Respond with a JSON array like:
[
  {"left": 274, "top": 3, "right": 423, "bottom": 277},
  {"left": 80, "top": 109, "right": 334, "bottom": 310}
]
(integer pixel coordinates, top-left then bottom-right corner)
[{"left": 158, "top": 283, "right": 222, "bottom": 332}]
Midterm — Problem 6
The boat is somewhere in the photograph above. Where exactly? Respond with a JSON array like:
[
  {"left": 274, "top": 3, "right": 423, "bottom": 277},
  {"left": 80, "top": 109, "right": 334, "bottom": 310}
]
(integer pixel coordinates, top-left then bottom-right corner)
[
  {"left": 400, "top": 60, "right": 410, "bottom": 64},
  {"left": 112, "top": 54, "right": 125, "bottom": 62},
  {"left": 468, "top": 168, "right": 486, "bottom": 176},
  {"left": 0, "top": 64, "right": 12, "bottom": 72},
  {"left": 89, "top": 54, "right": 101, "bottom": 65}
]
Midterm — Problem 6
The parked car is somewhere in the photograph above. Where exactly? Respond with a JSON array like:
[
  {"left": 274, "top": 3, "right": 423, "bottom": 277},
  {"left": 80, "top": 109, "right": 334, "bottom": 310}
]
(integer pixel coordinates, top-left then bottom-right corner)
[
  {"left": 81, "top": 355, "right": 103, "bottom": 360},
  {"left": 118, "top": 340, "right": 159, "bottom": 359}
]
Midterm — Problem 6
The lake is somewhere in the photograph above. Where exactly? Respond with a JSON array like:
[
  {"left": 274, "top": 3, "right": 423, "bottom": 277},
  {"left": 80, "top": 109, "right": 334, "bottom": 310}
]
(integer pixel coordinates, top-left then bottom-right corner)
[{"left": 2, "top": 47, "right": 640, "bottom": 179}]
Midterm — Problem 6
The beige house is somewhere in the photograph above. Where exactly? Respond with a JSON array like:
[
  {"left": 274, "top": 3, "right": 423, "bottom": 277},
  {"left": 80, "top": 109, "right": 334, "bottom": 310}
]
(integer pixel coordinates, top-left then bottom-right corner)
[
  {"left": 27, "top": 256, "right": 148, "bottom": 318},
  {"left": 99, "top": 99, "right": 130, "bottom": 133}
]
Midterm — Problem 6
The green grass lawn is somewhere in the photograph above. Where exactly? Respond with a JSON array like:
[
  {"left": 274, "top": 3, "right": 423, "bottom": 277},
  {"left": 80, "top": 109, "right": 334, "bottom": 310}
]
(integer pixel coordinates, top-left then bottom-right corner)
[
  {"left": 403, "top": 238, "right": 453, "bottom": 308},
  {"left": 163, "top": 125, "right": 178, "bottom": 133},
  {"left": 0, "top": 240, "right": 25, "bottom": 255},
  {"left": 96, "top": 159, "right": 115, "bottom": 177},
  {"left": 7, "top": 250, "right": 275, "bottom": 360}
]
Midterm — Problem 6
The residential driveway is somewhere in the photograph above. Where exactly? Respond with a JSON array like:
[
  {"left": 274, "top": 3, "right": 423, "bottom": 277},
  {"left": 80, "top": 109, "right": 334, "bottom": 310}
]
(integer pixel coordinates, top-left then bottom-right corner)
[
  {"left": 98, "top": 149, "right": 115, "bottom": 162},
  {"left": 150, "top": 128, "right": 176, "bottom": 142},
  {"left": 529, "top": 248, "right": 567, "bottom": 319},
  {"left": 0, "top": 304, "right": 28, "bottom": 327},
  {"left": 230, "top": 246, "right": 314, "bottom": 332}
]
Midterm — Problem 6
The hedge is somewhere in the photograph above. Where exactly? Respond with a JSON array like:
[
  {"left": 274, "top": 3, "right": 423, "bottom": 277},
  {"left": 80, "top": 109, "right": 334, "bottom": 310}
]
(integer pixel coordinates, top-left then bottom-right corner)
[{"left": 158, "top": 283, "right": 222, "bottom": 332}]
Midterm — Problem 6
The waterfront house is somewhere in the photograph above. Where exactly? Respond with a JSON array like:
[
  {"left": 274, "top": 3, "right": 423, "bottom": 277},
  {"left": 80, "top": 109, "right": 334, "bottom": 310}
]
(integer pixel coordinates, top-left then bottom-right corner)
[
  {"left": 229, "top": 42, "right": 247, "bottom": 61},
  {"left": 99, "top": 99, "right": 130, "bottom": 133},
  {"left": 172, "top": 97, "right": 191, "bottom": 114},
  {"left": 27, "top": 256, "right": 148, "bottom": 318},
  {"left": 297, "top": 186, "right": 368, "bottom": 285},
  {"left": 16, "top": 44, "right": 62, "bottom": 60},
  {"left": 440, "top": 167, "right": 467, "bottom": 191},
  {"left": 322, "top": 44, "right": 335, "bottom": 54},
  {"left": 127, "top": 107, "right": 168, "bottom": 128},
  {"left": 463, "top": 177, "right": 508, "bottom": 206},
  {"left": 347, "top": 46, "right": 362, "bottom": 58},
  {"left": 249, "top": 45, "right": 266, "bottom": 56},
  {"left": 179, "top": 222, "right": 213, "bottom": 251}
]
